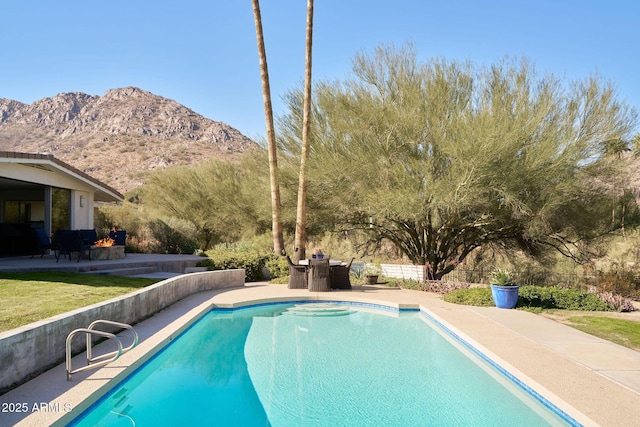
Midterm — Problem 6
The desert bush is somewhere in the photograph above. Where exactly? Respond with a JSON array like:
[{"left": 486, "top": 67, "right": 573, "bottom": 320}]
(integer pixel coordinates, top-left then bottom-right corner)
[
  {"left": 385, "top": 278, "right": 421, "bottom": 289},
  {"left": 199, "top": 247, "right": 276, "bottom": 282},
  {"left": 309, "top": 232, "right": 358, "bottom": 261},
  {"left": 443, "top": 287, "right": 494, "bottom": 306},
  {"left": 387, "top": 277, "right": 473, "bottom": 294},
  {"left": 264, "top": 257, "right": 289, "bottom": 279},
  {"left": 595, "top": 267, "right": 640, "bottom": 299},
  {"left": 427, "top": 281, "right": 472, "bottom": 294},
  {"left": 269, "top": 275, "right": 290, "bottom": 285},
  {"left": 148, "top": 218, "right": 198, "bottom": 254},
  {"left": 596, "top": 291, "right": 637, "bottom": 312},
  {"left": 517, "top": 286, "right": 612, "bottom": 311}
]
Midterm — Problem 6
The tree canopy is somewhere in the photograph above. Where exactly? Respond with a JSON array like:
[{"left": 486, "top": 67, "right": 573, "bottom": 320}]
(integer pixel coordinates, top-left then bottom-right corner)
[
  {"left": 278, "top": 44, "right": 639, "bottom": 278},
  {"left": 141, "top": 156, "right": 271, "bottom": 249}
]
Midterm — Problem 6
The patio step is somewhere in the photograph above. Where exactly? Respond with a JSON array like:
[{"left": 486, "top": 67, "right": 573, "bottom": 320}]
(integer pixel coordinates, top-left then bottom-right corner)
[
  {"left": 0, "top": 253, "right": 202, "bottom": 276},
  {"left": 82, "top": 266, "right": 158, "bottom": 277}
]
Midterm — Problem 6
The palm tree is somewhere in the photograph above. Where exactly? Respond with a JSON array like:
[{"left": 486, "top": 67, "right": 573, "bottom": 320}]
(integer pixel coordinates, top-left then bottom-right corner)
[
  {"left": 603, "top": 137, "right": 632, "bottom": 237},
  {"left": 293, "top": 0, "right": 314, "bottom": 262},
  {"left": 252, "top": 0, "right": 285, "bottom": 255}
]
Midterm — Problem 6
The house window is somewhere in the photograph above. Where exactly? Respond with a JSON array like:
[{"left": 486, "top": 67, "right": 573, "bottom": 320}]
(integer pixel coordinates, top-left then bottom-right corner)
[
  {"left": 52, "top": 188, "right": 70, "bottom": 231},
  {"left": 3, "top": 201, "right": 31, "bottom": 223}
]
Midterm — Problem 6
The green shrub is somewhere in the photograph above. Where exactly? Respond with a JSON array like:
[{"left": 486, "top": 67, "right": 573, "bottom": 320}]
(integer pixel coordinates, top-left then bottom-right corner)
[
  {"left": 148, "top": 218, "right": 198, "bottom": 254},
  {"left": 515, "top": 286, "right": 554, "bottom": 309},
  {"left": 199, "top": 248, "right": 276, "bottom": 282},
  {"left": 385, "top": 278, "right": 421, "bottom": 289},
  {"left": 443, "top": 285, "right": 616, "bottom": 311},
  {"left": 265, "top": 257, "right": 289, "bottom": 279},
  {"left": 443, "top": 287, "right": 494, "bottom": 306},
  {"left": 269, "top": 275, "right": 290, "bottom": 285},
  {"left": 519, "top": 286, "right": 612, "bottom": 311}
]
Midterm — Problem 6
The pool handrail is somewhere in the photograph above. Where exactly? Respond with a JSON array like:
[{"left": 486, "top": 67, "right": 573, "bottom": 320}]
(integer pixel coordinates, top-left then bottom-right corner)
[
  {"left": 86, "top": 320, "right": 139, "bottom": 364},
  {"left": 65, "top": 320, "right": 138, "bottom": 381}
]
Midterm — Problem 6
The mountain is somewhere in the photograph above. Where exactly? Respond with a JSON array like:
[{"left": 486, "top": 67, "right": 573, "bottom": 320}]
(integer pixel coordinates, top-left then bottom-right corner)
[{"left": 0, "top": 87, "right": 257, "bottom": 193}]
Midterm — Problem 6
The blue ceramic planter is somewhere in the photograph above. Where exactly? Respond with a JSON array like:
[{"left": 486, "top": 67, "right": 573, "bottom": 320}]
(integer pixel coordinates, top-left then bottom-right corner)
[{"left": 490, "top": 285, "right": 520, "bottom": 309}]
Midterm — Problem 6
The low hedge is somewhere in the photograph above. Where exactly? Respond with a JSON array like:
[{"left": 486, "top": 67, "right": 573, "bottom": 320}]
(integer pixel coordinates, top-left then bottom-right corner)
[
  {"left": 518, "top": 286, "right": 612, "bottom": 311},
  {"left": 197, "top": 248, "right": 291, "bottom": 282},
  {"left": 198, "top": 249, "right": 272, "bottom": 282},
  {"left": 264, "top": 257, "right": 289, "bottom": 279},
  {"left": 444, "top": 285, "right": 616, "bottom": 311}
]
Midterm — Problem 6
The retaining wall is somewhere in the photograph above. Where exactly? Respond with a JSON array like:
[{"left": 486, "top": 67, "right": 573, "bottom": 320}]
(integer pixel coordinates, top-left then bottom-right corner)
[{"left": 0, "top": 269, "right": 245, "bottom": 394}]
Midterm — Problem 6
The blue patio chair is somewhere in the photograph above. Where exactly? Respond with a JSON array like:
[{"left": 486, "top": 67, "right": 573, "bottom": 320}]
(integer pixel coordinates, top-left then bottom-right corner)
[
  {"left": 79, "top": 229, "right": 98, "bottom": 246},
  {"left": 55, "top": 230, "right": 91, "bottom": 262},
  {"left": 31, "top": 228, "right": 53, "bottom": 258},
  {"left": 109, "top": 230, "right": 127, "bottom": 256}
]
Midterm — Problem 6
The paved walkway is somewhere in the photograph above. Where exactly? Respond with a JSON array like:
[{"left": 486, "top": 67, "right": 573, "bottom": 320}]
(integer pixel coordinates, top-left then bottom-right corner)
[{"left": 1, "top": 283, "right": 639, "bottom": 426}]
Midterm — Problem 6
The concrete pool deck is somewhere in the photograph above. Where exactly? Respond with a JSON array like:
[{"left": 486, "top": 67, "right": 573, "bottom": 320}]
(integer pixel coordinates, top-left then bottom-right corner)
[{"left": 1, "top": 283, "right": 639, "bottom": 426}]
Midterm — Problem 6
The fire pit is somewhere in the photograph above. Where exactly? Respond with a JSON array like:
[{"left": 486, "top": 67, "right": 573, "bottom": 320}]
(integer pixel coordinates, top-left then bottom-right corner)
[{"left": 90, "top": 237, "right": 125, "bottom": 260}]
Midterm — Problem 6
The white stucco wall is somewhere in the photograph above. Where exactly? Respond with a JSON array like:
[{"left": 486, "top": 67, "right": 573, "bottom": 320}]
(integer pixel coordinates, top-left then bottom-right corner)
[
  {"left": 1, "top": 162, "right": 102, "bottom": 230},
  {"left": 70, "top": 190, "right": 93, "bottom": 229}
]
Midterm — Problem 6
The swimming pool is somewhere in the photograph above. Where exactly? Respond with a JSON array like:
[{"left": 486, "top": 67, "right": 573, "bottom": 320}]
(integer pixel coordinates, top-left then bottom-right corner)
[{"left": 68, "top": 302, "right": 579, "bottom": 426}]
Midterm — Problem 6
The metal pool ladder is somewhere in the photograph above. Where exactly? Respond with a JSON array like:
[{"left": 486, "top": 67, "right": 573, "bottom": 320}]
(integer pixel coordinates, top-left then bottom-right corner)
[{"left": 66, "top": 320, "right": 138, "bottom": 381}]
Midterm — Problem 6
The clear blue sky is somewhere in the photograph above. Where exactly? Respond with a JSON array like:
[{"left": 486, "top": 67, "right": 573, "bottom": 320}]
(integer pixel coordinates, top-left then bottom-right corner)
[{"left": 2, "top": 0, "right": 638, "bottom": 140}]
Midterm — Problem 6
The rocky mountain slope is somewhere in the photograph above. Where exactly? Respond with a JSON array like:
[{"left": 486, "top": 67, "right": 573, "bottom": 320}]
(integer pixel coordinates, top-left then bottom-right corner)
[{"left": 0, "top": 87, "right": 256, "bottom": 193}]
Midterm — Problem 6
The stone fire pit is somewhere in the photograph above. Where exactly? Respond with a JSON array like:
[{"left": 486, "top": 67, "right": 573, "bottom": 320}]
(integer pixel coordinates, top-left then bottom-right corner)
[{"left": 90, "top": 245, "right": 125, "bottom": 260}]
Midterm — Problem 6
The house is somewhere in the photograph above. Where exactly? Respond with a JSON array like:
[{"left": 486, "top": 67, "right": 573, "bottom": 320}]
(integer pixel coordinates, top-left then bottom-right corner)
[{"left": 0, "top": 151, "right": 123, "bottom": 256}]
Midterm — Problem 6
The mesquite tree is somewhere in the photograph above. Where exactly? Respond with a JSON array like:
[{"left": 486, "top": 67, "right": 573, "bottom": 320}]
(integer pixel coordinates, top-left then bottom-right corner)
[{"left": 278, "top": 44, "right": 639, "bottom": 278}]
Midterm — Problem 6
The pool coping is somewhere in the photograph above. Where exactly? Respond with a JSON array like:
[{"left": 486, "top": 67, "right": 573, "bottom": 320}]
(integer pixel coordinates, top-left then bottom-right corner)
[{"left": 3, "top": 283, "right": 640, "bottom": 426}]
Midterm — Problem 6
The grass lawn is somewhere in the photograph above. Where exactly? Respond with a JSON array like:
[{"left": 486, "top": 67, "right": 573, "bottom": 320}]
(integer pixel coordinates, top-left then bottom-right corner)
[
  {"left": 540, "top": 310, "right": 640, "bottom": 351},
  {"left": 564, "top": 315, "right": 640, "bottom": 351},
  {"left": 0, "top": 272, "right": 160, "bottom": 332}
]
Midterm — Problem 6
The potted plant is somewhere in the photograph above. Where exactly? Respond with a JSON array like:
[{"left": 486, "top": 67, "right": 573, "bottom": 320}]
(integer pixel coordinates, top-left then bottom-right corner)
[
  {"left": 489, "top": 269, "right": 520, "bottom": 309},
  {"left": 364, "top": 262, "right": 381, "bottom": 285},
  {"left": 312, "top": 247, "right": 324, "bottom": 259}
]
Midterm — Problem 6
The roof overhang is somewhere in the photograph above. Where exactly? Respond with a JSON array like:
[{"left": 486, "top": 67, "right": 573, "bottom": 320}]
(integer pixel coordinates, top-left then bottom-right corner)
[{"left": 0, "top": 151, "right": 123, "bottom": 203}]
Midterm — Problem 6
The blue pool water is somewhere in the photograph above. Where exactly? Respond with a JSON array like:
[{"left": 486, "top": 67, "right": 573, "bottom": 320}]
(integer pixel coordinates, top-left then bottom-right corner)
[{"left": 70, "top": 302, "right": 577, "bottom": 426}]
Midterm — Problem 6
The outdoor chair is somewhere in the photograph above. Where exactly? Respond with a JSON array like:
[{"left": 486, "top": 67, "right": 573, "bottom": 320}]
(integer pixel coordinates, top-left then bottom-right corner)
[
  {"left": 308, "top": 258, "right": 331, "bottom": 292},
  {"left": 31, "top": 228, "right": 53, "bottom": 258},
  {"left": 79, "top": 229, "right": 98, "bottom": 246},
  {"left": 109, "top": 229, "right": 127, "bottom": 256},
  {"left": 55, "top": 230, "right": 92, "bottom": 262},
  {"left": 331, "top": 257, "right": 355, "bottom": 289},
  {"left": 287, "top": 255, "right": 308, "bottom": 289}
]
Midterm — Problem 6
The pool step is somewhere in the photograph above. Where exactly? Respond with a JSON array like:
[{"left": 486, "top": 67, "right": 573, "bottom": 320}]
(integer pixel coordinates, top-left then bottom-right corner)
[{"left": 283, "top": 304, "right": 353, "bottom": 317}]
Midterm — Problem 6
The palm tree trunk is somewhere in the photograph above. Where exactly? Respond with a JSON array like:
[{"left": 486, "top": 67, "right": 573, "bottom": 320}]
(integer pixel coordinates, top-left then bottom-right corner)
[
  {"left": 252, "top": 0, "right": 285, "bottom": 255},
  {"left": 293, "top": 0, "right": 314, "bottom": 262}
]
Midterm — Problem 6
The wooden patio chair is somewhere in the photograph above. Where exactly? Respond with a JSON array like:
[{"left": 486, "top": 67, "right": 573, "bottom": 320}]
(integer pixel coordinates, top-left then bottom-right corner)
[
  {"left": 286, "top": 255, "right": 308, "bottom": 289},
  {"left": 331, "top": 257, "right": 355, "bottom": 289},
  {"left": 308, "top": 258, "right": 331, "bottom": 292}
]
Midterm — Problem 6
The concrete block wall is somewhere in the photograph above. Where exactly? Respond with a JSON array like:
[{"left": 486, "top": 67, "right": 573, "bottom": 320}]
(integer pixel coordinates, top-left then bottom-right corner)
[{"left": 0, "top": 269, "right": 245, "bottom": 394}]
